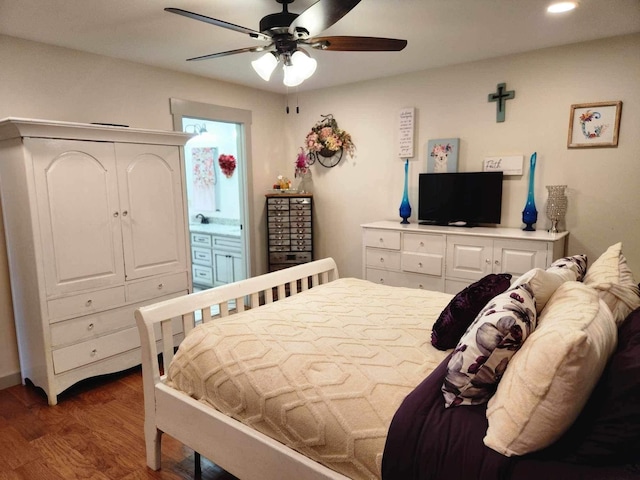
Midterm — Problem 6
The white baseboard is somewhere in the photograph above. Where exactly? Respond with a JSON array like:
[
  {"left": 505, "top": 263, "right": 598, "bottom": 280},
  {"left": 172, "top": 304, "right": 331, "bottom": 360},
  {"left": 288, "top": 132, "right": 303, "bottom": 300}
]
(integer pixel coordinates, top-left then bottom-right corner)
[{"left": 0, "top": 372, "right": 22, "bottom": 391}]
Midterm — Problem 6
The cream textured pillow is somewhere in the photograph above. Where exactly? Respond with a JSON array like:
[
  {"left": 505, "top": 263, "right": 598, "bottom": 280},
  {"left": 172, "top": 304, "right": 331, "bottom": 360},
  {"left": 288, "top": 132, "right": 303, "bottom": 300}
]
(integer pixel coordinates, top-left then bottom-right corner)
[
  {"left": 484, "top": 282, "right": 617, "bottom": 457},
  {"left": 584, "top": 242, "right": 640, "bottom": 325},
  {"left": 510, "top": 267, "right": 569, "bottom": 314}
]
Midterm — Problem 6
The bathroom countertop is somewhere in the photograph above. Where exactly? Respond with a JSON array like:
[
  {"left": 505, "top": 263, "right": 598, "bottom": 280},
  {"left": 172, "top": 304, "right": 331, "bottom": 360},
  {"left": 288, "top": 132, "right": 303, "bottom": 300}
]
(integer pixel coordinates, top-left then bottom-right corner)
[{"left": 189, "top": 223, "right": 241, "bottom": 238}]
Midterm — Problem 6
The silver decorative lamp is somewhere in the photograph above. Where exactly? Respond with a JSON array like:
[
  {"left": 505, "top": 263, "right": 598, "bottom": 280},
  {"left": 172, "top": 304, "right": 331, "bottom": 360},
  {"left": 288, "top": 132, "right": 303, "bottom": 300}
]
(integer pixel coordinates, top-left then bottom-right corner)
[{"left": 545, "top": 185, "right": 568, "bottom": 233}]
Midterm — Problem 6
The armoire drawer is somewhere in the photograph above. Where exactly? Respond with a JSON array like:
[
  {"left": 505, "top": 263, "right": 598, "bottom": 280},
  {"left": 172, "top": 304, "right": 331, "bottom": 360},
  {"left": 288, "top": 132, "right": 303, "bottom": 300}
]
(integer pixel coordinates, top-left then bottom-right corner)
[
  {"left": 52, "top": 326, "right": 141, "bottom": 374},
  {"left": 47, "top": 286, "right": 126, "bottom": 323},
  {"left": 126, "top": 271, "right": 188, "bottom": 303},
  {"left": 49, "top": 291, "right": 185, "bottom": 348}
]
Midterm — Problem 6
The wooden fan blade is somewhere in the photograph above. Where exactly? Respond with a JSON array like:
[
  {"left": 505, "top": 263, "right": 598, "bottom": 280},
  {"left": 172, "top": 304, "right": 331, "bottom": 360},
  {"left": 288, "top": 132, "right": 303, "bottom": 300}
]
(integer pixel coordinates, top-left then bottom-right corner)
[
  {"left": 307, "top": 36, "right": 407, "bottom": 51},
  {"left": 187, "top": 45, "right": 269, "bottom": 61},
  {"left": 289, "top": 0, "right": 362, "bottom": 37},
  {"left": 165, "top": 8, "right": 271, "bottom": 41}
]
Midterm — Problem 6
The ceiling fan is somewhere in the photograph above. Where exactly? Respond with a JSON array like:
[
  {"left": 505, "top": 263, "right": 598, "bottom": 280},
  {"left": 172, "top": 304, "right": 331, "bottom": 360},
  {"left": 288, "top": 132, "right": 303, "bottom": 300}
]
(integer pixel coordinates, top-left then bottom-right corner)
[{"left": 165, "top": 0, "right": 408, "bottom": 86}]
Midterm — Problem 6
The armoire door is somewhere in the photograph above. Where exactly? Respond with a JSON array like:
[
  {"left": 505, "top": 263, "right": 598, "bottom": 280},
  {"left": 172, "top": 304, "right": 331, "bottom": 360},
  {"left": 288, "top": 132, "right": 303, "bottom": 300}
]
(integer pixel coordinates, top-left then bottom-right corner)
[
  {"left": 115, "top": 143, "right": 187, "bottom": 280},
  {"left": 29, "top": 138, "right": 125, "bottom": 296}
]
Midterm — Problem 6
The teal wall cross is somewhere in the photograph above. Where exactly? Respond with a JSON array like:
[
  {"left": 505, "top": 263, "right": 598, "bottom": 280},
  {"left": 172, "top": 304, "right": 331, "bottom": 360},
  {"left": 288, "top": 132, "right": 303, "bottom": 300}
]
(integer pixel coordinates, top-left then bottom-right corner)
[{"left": 488, "top": 83, "right": 515, "bottom": 123}]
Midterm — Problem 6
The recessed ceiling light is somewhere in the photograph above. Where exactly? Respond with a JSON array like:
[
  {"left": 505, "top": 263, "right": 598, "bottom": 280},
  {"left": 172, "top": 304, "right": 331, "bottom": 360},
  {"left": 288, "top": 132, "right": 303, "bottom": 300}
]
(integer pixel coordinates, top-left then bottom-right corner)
[{"left": 547, "top": 2, "right": 578, "bottom": 13}]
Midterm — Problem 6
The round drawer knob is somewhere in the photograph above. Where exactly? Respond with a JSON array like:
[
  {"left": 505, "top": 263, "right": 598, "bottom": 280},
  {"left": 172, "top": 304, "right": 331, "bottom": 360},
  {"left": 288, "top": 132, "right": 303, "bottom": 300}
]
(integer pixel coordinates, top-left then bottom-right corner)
[
  {"left": 85, "top": 299, "right": 93, "bottom": 307},
  {"left": 379, "top": 257, "right": 384, "bottom": 263},
  {"left": 380, "top": 278, "right": 385, "bottom": 284},
  {"left": 88, "top": 323, "right": 94, "bottom": 330},
  {"left": 420, "top": 241, "right": 424, "bottom": 247},
  {"left": 494, "top": 260, "right": 500, "bottom": 266},
  {"left": 122, "top": 210, "right": 128, "bottom": 217},
  {"left": 485, "top": 259, "right": 491, "bottom": 264},
  {"left": 418, "top": 262, "right": 423, "bottom": 268},
  {"left": 91, "top": 349, "right": 97, "bottom": 357},
  {"left": 158, "top": 283, "right": 164, "bottom": 289},
  {"left": 419, "top": 284, "right": 424, "bottom": 289}
]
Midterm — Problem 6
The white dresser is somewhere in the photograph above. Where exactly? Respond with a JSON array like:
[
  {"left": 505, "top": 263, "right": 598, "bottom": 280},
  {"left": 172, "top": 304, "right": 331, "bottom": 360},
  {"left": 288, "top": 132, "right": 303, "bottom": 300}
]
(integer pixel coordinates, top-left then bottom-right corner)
[
  {"left": 0, "top": 118, "right": 192, "bottom": 404},
  {"left": 362, "top": 221, "right": 568, "bottom": 294}
]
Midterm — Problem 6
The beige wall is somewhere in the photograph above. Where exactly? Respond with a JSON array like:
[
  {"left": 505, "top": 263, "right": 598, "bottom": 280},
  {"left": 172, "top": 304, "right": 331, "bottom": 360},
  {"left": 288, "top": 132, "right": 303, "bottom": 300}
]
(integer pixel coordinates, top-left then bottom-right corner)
[
  {"left": 287, "top": 33, "right": 640, "bottom": 280},
  {"left": 1, "top": 33, "right": 639, "bottom": 385},
  {"left": 0, "top": 35, "right": 289, "bottom": 383}
]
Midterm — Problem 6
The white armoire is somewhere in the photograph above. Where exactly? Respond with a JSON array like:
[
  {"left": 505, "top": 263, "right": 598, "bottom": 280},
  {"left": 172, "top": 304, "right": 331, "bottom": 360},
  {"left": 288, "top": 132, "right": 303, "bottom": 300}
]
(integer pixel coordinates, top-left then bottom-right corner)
[{"left": 0, "top": 118, "right": 192, "bottom": 405}]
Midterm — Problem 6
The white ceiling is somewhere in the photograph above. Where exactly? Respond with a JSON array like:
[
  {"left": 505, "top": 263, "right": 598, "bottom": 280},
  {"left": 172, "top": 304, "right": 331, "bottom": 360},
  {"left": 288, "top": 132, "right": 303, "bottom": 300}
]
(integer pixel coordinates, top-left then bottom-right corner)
[{"left": 1, "top": 0, "right": 639, "bottom": 94}]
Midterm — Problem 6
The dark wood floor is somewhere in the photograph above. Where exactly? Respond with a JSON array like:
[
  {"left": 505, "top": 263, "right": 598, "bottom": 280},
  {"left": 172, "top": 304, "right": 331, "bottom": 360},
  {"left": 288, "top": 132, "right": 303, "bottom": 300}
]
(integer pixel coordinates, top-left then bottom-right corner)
[{"left": 0, "top": 367, "right": 238, "bottom": 480}]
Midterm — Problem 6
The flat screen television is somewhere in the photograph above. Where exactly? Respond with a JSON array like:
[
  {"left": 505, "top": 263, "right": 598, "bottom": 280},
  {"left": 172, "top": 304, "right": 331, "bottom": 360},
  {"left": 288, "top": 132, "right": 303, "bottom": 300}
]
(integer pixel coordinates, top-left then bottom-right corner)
[{"left": 418, "top": 171, "right": 503, "bottom": 226}]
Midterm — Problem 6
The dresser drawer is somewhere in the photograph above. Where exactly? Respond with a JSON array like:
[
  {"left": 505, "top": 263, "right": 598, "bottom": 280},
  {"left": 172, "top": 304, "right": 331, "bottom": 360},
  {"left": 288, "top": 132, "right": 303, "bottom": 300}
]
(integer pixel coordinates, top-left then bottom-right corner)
[
  {"left": 290, "top": 197, "right": 311, "bottom": 206},
  {"left": 403, "top": 233, "right": 445, "bottom": 254},
  {"left": 267, "top": 197, "right": 290, "bottom": 206},
  {"left": 267, "top": 203, "right": 290, "bottom": 212},
  {"left": 270, "top": 252, "right": 312, "bottom": 264},
  {"left": 363, "top": 229, "right": 401, "bottom": 250},
  {"left": 365, "top": 248, "right": 401, "bottom": 270},
  {"left": 192, "top": 264, "right": 214, "bottom": 286},
  {"left": 126, "top": 271, "right": 188, "bottom": 303},
  {"left": 48, "top": 286, "right": 126, "bottom": 323},
  {"left": 366, "top": 268, "right": 444, "bottom": 291},
  {"left": 52, "top": 326, "right": 141, "bottom": 374},
  {"left": 192, "top": 246, "right": 213, "bottom": 266},
  {"left": 191, "top": 233, "right": 212, "bottom": 248},
  {"left": 268, "top": 210, "right": 290, "bottom": 220},
  {"left": 290, "top": 203, "right": 311, "bottom": 213},
  {"left": 401, "top": 252, "right": 443, "bottom": 276},
  {"left": 50, "top": 291, "right": 184, "bottom": 348}
]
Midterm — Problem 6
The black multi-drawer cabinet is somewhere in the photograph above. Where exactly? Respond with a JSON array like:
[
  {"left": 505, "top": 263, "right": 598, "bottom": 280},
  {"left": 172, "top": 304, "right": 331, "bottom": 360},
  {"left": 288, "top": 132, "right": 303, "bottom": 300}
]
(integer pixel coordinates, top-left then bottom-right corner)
[{"left": 266, "top": 194, "right": 313, "bottom": 272}]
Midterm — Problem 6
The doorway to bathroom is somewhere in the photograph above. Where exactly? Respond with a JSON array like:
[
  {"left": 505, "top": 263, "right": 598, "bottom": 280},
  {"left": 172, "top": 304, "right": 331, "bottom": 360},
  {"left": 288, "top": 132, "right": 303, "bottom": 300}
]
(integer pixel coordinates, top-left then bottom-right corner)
[{"left": 171, "top": 98, "right": 252, "bottom": 292}]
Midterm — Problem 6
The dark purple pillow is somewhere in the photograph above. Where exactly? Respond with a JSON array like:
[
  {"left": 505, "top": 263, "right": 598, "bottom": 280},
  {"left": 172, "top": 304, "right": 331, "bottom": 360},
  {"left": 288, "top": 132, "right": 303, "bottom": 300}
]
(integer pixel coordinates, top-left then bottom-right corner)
[
  {"left": 431, "top": 273, "right": 512, "bottom": 351},
  {"left": 538, "top": 306, "right": 640, "bottom": 465}
]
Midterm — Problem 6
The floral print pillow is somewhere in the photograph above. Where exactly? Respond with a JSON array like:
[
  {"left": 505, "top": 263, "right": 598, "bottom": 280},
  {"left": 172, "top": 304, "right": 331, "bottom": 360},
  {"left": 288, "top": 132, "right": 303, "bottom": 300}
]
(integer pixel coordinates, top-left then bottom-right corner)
[
  {"left": 442, "top": 283, "right": 537, "bottom": 407},
  {"left": 547, "top": 254, "right": 588, "bottom": 282}
]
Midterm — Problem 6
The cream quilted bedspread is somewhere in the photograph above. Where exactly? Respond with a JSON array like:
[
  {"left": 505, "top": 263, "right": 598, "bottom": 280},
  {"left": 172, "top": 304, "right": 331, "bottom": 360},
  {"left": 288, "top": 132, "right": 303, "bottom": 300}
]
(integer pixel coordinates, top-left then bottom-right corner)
[{"left": 167, "top": 278, "right": 452, "bottom": 479}]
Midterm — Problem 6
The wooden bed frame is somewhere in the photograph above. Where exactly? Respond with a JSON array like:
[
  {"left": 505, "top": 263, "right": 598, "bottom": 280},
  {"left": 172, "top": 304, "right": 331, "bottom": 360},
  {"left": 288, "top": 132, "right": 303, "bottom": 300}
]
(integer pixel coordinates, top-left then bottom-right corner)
[{"left": 135, "top": 258, "right": 350, "bottom": 480}]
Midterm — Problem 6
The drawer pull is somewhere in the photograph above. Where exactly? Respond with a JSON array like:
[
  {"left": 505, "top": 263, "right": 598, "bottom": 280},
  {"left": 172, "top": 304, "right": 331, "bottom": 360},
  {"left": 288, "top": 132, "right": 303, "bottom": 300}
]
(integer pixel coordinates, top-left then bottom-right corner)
[
  {"left": 158, "top": 283, "right": 164, "bottom": 289},
  {"left": 113, "top": 212, "right": 119, "bottom": 218},
  {"left": 85, "top": 299, "right": 93, "bottom": 307},
  {"left": 419, "top": 284, "right": 424, "bottom": 289},
  {"left": 420, "top": 241, "right": 424, "bottom": 247},
  {"left": 418, "top": 262, "right": 423, "bottom": 268},
  {"left": 88, "top": 323, "right": 94, "bottom": 330},
  {"left": 380, "top": 278, "right": 385, "bottom": 284},
  {"left": 495, "top": 260, "right": 500, "bottom": 266},
  {"left": 198, "top": 272, "right": 207, "bottom": 277},
  {"left": 379, "top": 257, "right": 384, "bottom": 263},
  {"left": 91, "top": 349, "right": 97, "bottom": 357},
  {"left": 486, "top": 259, "right": 491, "bottom": 264},
  {"left": 122, "top": 210, "right": 128, "bottom": 217}
]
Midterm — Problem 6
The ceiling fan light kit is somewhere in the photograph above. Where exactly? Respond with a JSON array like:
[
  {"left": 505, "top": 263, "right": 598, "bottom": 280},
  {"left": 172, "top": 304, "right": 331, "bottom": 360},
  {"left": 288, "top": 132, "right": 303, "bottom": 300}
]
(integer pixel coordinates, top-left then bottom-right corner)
[
  {"left": 166, "top": 0, "right": 407, "bottom": 87},
  {"left": 251, "top": 52, "right": 279, "bottom": 81}
]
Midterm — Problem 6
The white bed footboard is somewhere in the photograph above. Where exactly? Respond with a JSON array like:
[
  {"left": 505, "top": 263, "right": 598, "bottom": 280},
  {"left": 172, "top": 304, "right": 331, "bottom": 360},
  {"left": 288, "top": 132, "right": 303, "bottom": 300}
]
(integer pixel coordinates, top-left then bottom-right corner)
[{"left": 135, "top": 258, "right": 347, "bottom": 479}]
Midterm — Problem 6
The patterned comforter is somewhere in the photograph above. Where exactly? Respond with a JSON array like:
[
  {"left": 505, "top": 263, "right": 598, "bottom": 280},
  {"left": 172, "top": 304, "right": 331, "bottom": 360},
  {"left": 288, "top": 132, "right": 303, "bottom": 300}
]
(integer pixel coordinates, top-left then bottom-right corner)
[{"left": 166, "top": 278, "right": 452, "bottom": 479}]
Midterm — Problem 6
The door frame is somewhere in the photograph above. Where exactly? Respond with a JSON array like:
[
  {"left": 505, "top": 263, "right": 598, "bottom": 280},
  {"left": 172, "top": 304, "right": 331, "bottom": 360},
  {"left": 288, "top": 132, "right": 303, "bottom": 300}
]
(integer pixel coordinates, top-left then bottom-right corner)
[{"left": 170, "top": 98, "right": 253, "bottom": 281}]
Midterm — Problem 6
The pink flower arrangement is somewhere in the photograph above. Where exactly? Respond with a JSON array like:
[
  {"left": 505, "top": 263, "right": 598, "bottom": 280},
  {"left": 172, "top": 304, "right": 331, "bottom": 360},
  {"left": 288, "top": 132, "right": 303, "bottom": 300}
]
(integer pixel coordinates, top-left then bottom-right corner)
[
  {"left": 218, "top": 154, "right": 236, "bottom": 178},
  {"left": 295, "top": 149, "right": 309, "bottom": 177},
  {"left": 304, "top": 115, "right": 355, "bottom": 158}
]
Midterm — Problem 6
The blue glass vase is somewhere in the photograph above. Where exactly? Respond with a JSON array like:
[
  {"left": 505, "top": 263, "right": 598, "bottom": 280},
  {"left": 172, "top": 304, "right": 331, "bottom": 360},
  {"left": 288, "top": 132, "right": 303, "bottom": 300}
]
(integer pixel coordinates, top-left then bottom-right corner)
[
  {"left": 522, "top": 152, "right": 538, "bottom": 231},
  {"left": 399, "top": 159, "right": 412, "bottom": 224}
]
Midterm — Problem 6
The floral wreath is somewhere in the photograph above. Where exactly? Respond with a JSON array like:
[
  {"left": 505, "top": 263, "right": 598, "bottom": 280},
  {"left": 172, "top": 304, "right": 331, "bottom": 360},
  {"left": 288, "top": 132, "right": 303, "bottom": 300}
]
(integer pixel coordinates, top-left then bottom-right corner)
[
  {"left": 304, "top": 114, "right": 356, "bottom": 159},
  {"left": 218, "top": 154, "right": 236, "bottom": 178},
  {"left": 579, "top": 110, "right": 608, "bottom": 139}
]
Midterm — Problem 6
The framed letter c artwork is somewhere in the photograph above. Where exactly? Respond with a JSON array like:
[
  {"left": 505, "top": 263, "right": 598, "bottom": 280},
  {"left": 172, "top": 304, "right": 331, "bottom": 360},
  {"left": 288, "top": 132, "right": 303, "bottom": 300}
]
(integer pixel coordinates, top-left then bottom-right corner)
[{"left": 567, "top": 101, "right": 622, "bottom": 148}]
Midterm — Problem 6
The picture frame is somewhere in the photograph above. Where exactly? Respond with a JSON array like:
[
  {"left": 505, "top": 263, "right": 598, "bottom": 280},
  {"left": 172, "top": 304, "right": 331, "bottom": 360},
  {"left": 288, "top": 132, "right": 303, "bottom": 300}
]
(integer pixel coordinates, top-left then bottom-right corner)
[
  {"left": 426, "top": 138, "right": 459, "bottom": 173},
  {"left": 567, "top": 101, "right": 622, "bottom": 148}
]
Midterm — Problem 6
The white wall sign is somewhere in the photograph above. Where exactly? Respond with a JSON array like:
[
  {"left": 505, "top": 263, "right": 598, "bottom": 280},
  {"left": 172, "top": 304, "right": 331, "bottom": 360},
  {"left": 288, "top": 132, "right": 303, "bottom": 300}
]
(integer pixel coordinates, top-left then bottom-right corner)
[
  {"left": 483, "top": 155, "right": 523, "bottom": 175},
  {"left": 398, "top": 107, "right": 415, "bottom": 158}
]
